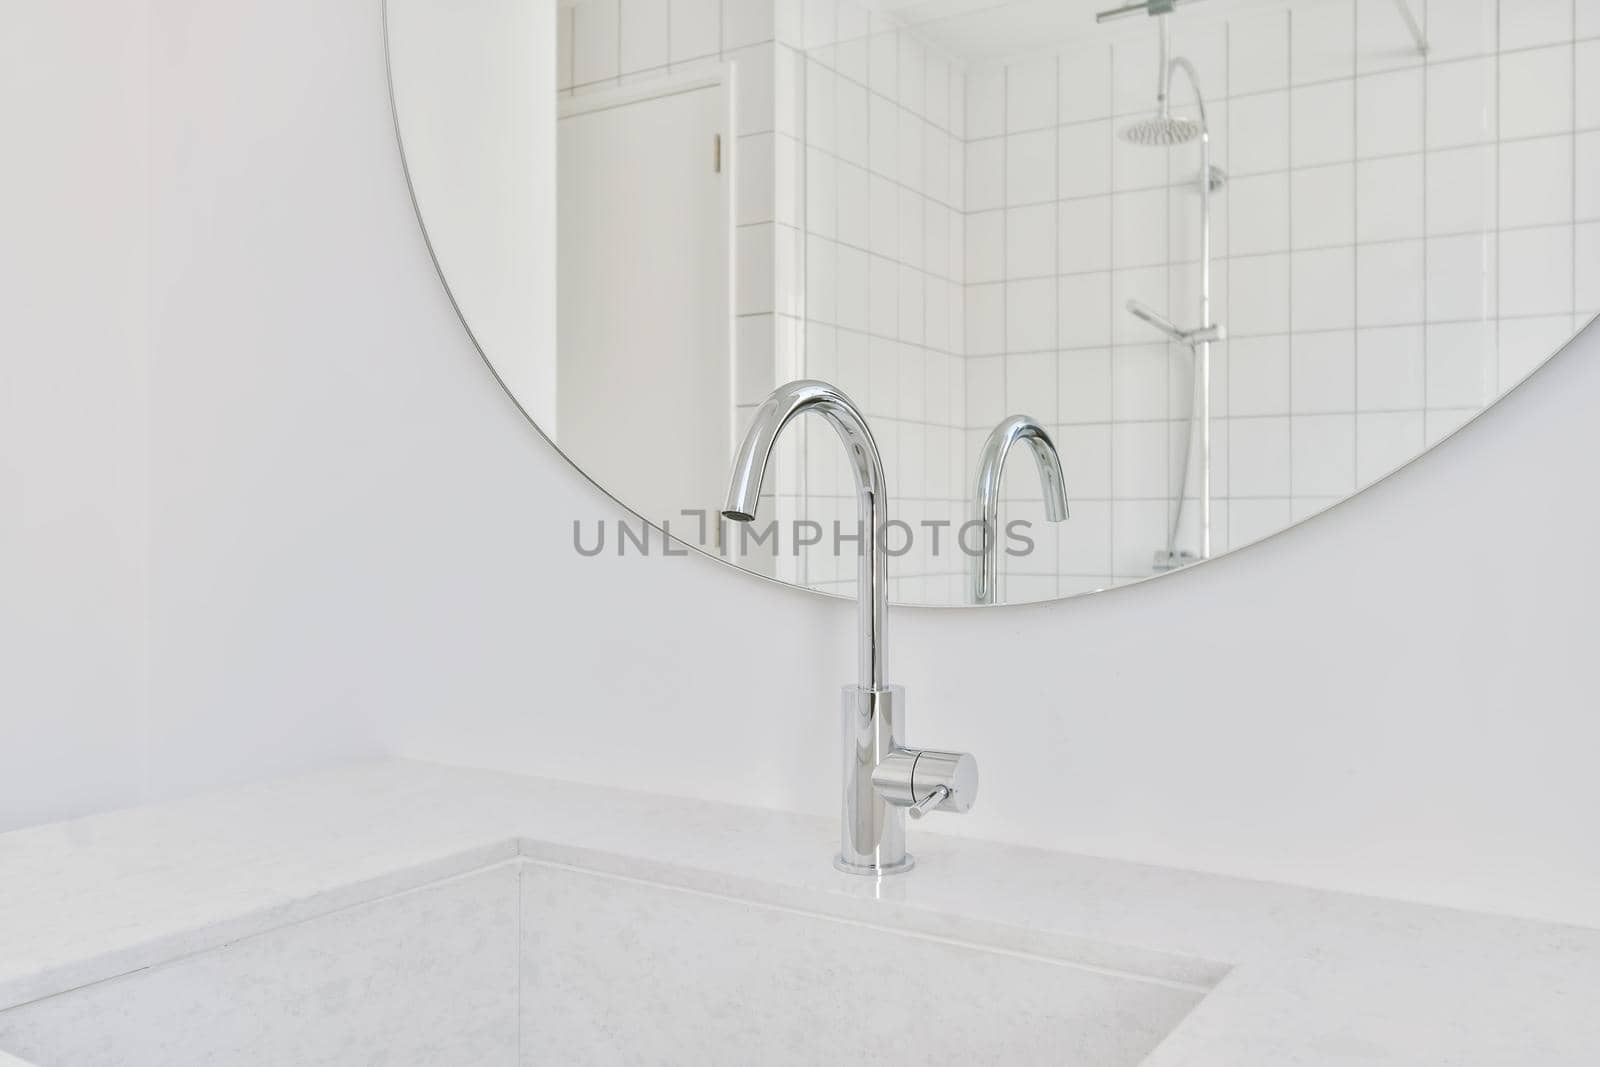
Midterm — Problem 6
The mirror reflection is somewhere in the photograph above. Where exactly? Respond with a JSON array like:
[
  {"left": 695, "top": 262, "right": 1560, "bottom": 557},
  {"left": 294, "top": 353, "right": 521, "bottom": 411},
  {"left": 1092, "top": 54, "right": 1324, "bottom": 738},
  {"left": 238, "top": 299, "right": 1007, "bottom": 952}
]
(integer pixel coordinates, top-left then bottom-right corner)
[{"left": 387, "top": 0, "right": 1599, "bottom": 606}]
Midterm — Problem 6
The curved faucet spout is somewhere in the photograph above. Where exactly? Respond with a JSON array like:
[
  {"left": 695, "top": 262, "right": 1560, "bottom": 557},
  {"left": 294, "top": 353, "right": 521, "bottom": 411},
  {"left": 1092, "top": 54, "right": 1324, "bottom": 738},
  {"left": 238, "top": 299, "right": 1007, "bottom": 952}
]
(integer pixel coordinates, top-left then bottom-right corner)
[
  {"left": 973, "top": 415, "right": 1070, "bottom": 605},
  {"left": 723, "top": 380, "right": 888, "bottom": 689}
]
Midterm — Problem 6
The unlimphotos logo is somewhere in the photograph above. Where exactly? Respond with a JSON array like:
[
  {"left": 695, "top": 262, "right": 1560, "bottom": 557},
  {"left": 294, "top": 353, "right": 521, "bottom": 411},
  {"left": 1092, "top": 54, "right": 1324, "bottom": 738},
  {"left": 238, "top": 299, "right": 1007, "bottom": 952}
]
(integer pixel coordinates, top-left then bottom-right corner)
[{"left": 572, "top": 510, "right": 1038, "bottom": 559}]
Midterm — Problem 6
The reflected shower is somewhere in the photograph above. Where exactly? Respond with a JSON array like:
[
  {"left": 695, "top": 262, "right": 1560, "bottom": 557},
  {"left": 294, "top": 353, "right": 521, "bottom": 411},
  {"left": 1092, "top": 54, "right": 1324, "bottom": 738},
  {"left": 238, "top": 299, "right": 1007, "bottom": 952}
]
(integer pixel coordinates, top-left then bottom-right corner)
[
  {"left": 1126, "top": 300, "right": 1224, "bottom": 348},
  {"left": 1093, "top": 1, "right": 1225, "bottom": 570}
]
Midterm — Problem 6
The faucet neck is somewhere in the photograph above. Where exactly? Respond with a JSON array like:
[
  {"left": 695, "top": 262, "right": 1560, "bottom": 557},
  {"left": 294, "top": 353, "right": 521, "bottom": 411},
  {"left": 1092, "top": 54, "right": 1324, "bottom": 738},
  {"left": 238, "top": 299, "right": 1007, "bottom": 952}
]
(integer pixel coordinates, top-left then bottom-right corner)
[
  {"left": 724, "top": 380, "right": 888, "bottom": 688},
  {"left": 973, "top": 416, "right": 1069, "bottom": 605}
]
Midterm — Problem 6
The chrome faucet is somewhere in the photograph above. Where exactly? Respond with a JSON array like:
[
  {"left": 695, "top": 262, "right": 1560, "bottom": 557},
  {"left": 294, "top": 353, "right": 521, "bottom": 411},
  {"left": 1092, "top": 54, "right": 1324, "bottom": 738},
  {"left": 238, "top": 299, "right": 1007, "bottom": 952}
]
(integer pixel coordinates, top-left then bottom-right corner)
[
  {"left": 723, "top": 379, "right": 977, "bottom": 875},
  {"left": 972, "top": 415, "right": 1070, "bottom": 605},
  {"left": 724, "top": 379, "right": 887, "bottom": 689}
]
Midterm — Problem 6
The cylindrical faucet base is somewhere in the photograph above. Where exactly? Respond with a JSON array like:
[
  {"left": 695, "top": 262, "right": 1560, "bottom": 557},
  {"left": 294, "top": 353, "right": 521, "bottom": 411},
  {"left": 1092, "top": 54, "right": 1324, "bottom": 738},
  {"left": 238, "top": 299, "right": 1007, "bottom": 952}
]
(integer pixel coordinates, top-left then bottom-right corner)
[{"left": 835, "top": 685, "right": 912, "bottom": 875}]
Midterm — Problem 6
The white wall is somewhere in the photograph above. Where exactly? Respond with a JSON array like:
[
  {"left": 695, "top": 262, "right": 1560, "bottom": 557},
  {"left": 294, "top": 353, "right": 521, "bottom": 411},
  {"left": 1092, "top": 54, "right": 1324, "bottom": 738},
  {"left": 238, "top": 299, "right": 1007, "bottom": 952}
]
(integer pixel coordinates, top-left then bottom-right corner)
[
  {"left": 388, "top": 0, "right": 557, "bottom": 432},
  {"left": 0, "top": 1, "right": 150, "bottom": 828},
  {"left": 5, "top": 0, "right": 1600, "bottom": 930},
  {"left": 140, "top": 0, "right": 444, "bottom": 798}
]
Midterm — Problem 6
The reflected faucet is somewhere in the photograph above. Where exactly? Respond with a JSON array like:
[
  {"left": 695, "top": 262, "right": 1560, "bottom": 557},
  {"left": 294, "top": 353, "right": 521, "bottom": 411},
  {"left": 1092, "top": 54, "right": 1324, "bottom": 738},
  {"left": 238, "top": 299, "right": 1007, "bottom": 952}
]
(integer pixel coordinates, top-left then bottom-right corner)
[
  {"left": 723, "top": 380, "right": 977, "bottom": 875},
  {"left": 972, "top": 416, "right": 1071, "bottom": 605}
]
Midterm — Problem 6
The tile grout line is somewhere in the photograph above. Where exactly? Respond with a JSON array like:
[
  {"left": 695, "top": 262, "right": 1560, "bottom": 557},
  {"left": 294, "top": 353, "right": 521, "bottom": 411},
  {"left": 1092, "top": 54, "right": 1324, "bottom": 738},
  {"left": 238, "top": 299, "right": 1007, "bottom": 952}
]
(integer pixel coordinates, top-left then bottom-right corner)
[
  {"left": 1105, "top": 41, "right": 1117, "bottom": 573},
  {"left": 1368, "top": 1, "right": 1387, "bottom": 489},
  {"left": 515, "top": 859, "right": 523, "bottom": 1061},
  {"left": 1162, "top": 37, "right": 1174, "bottom": 552},
  {"left": 1000, "top": 61, "right": 1010, "bottom": 598},
  {"left": 1054, "top": 55, "right": 1063, "bottom": 592},
  {"left": 795, "top": 35, "right": 811, "bottom": 588},
  {"left": 1493, "top": 0, "right": 1502, "bottom": 404}
]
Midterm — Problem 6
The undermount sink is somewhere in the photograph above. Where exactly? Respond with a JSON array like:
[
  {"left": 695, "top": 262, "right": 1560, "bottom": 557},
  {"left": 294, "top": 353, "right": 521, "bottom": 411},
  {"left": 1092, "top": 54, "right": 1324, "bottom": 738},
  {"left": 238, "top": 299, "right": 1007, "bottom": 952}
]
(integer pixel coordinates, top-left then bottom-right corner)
[{"left": 0, "top": 850, "right": 1222, "bottom": 1066}]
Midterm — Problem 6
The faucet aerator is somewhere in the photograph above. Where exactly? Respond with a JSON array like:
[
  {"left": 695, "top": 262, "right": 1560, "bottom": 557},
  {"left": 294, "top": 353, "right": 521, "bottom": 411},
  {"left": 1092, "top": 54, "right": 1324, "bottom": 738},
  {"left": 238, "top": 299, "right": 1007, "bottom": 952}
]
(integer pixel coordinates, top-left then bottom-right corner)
[{"left": 722, "top": 510, "right": 754, "bottom": 523}]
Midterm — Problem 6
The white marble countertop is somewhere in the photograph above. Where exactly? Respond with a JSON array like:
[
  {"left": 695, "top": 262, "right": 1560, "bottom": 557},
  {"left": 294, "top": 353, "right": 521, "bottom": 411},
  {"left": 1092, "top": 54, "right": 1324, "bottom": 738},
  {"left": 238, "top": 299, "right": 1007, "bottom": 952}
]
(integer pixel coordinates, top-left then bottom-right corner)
[{"left": 1, "top": 759, "right": 1597, "bottom": 1064}]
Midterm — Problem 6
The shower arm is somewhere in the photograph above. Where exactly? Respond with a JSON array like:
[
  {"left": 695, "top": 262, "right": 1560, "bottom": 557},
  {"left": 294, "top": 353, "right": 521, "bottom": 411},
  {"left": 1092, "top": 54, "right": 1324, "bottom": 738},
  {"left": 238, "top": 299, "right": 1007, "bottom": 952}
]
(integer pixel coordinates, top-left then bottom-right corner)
[
  {"left": 1391, "top": 0, "right": 1429, "bottom": 57},
  {"left": 1164, "top": 53, "right": 1208, "bottom": 135},
  {"left": 1156, "top": 13, "right": 1170, "bottom": 116},
  {"left": 1144, "top": 15, "right": 1208, "bottom": 134}
]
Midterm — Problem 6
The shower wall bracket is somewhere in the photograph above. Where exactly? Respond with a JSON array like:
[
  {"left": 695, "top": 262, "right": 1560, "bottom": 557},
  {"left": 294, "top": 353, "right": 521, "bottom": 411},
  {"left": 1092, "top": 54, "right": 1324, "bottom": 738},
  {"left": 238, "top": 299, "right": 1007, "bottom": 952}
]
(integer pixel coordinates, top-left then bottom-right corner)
[{"left": 1094, "top": 0, "right": 1198, "bottom": 24}]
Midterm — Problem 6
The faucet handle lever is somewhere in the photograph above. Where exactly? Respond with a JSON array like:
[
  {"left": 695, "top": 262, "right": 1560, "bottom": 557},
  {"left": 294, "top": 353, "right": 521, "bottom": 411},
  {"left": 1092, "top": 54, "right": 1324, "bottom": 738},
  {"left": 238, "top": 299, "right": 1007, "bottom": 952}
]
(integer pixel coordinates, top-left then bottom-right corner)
[
  {"left": 908, "top": 785, "right": 950, "bottom": 820},
  {"left": 872, "top": 748, "right": 978, "bottom": 817}
]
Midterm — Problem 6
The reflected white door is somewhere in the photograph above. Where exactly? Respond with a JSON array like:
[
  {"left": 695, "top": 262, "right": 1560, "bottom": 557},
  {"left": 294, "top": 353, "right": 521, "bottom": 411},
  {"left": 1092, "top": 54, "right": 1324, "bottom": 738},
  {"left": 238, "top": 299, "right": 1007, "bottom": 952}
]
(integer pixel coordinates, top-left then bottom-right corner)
[{"left": 557, "top": 81, "right": 731, "bottom": 532}]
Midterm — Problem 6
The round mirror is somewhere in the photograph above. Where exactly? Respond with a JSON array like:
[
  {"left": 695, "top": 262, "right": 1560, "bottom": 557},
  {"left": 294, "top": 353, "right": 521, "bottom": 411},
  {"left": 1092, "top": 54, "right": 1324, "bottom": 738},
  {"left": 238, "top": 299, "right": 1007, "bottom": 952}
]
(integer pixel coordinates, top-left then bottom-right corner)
[{"left": 385, "top": 0, "right": 1598, "bottom": 606}]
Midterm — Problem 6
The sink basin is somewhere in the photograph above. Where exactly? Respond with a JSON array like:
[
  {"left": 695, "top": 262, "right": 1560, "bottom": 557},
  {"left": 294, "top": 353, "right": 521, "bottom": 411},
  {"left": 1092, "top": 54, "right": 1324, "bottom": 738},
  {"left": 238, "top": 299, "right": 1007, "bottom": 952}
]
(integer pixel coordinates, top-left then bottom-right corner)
[{"left": 0, "top": 853, "right": 1221, "bottom": 1065}]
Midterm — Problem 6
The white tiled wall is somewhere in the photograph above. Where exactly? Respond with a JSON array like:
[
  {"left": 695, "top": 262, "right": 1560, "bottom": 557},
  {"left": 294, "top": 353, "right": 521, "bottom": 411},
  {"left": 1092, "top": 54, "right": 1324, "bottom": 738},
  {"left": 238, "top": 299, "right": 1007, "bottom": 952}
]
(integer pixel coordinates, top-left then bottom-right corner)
[
  {"left": 784, "top": 0, "right": 973, "bottom": 602},
  {"left": 956, "top": 0, "right": 1598, "bottom": 601}
]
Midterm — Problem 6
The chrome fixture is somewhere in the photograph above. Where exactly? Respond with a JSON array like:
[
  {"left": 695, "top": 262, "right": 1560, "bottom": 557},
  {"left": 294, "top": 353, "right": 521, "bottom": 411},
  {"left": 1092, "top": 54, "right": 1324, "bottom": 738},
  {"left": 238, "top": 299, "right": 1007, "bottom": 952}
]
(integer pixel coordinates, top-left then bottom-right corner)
[
  {"left": 1127, "top": 300, "right": 1225, "bottom": 348},
  {"left": 1390, "top": 0, "right": 1428, "bottom": 56},
  {"left": 723, "top": 380, "right": 977, "bottom": 875},
  {"left": 724, "top": 379, "right": 886, "bottom": 689},
  {"left": 1118, "top": 10, "right": 1201, "bottom": 149},
  {"left": 972, "top": 416, "right": 1070, "bottom": 606},
  {"left": 1094, "top": 0, "right": 1206, "bottom": 22},
  {"left": 1116, "top": 12, "right": 1222, "bottom": 567}
]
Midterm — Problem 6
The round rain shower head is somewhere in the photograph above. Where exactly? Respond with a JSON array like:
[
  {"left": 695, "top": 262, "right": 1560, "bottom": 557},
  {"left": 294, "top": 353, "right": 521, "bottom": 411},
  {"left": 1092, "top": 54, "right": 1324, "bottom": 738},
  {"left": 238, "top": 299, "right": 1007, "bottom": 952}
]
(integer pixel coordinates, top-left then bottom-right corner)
[{"left": 1120, "top": 113, "right": 1203, "bottom": 146}]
